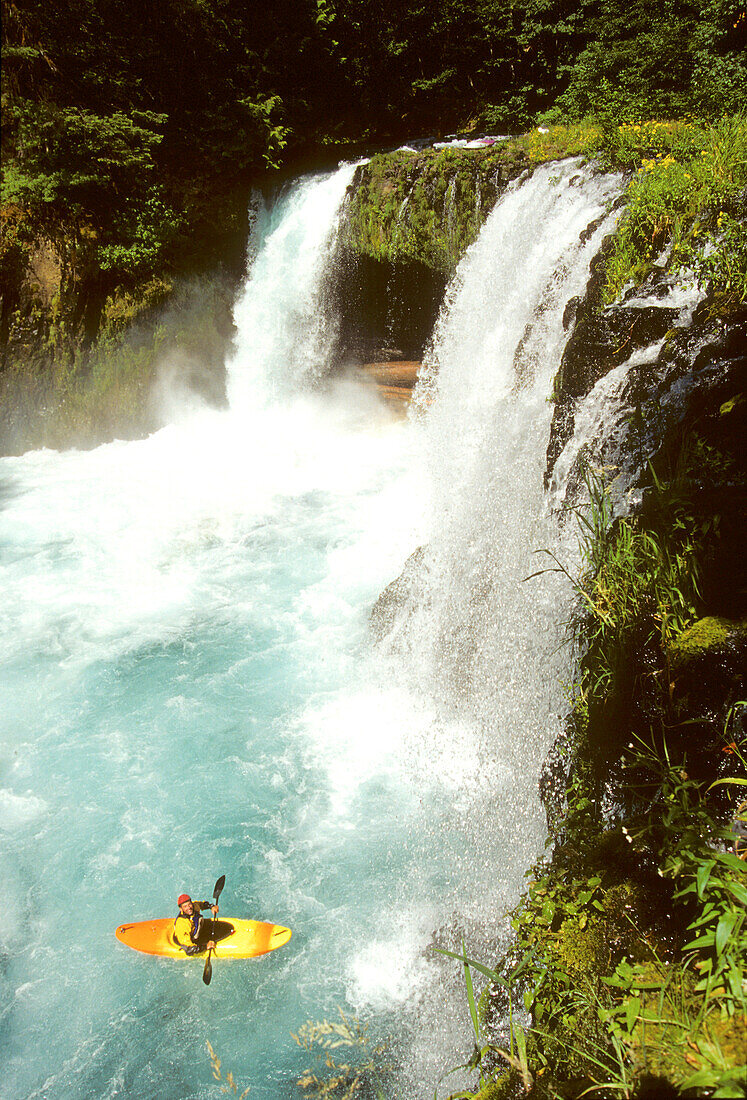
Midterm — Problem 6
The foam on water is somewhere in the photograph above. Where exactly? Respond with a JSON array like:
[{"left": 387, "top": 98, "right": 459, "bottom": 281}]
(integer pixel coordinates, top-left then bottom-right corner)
[
  {"left": 1, "top": 159, "right": 624, "bottom": 1099},
  {"left": 0, "top": 165, "right": 425, "bottom": 1100}
]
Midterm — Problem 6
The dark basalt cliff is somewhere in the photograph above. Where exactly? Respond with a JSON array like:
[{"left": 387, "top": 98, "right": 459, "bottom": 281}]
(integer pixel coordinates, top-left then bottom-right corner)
[{"left": 546, "top": 252, "right": 747, "bottom": 502}]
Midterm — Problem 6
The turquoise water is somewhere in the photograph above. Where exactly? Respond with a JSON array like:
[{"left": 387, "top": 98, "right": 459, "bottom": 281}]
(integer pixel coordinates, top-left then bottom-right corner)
[
  {"left": 0, "top": 168, "right": 433, "bottom": 1098},
  {"left": 0, "top": 395, "right": 427, "bottom": 1099},
  {"left": 0, "top": 163, "right": 623, "bottom": 1099}
]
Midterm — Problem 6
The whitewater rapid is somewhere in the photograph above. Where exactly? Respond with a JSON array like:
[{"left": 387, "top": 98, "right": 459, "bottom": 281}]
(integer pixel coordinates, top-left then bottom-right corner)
[{"left": 0, "top": 159, "right": 622, "bottom": 1099}]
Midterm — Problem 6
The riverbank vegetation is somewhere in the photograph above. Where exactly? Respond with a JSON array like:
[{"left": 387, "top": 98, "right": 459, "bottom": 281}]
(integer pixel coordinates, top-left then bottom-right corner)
[{"left": 436, "top": 433, "right": 747, "bottom": 1096}]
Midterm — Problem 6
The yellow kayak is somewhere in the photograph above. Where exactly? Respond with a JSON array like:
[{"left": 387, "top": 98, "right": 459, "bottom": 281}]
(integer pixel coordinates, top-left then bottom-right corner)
[{"left": 115, "top": 917, "right": 292, "bottom": 958}]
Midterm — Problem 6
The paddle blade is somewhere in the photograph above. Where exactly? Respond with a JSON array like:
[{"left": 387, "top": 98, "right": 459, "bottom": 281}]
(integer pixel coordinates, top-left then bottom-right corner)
[
  {"left": 203, "top": 950, "right": 213, "bottom": 986},
  {"left": 213, "top": 875, "right": 226, "bottom": 902}
]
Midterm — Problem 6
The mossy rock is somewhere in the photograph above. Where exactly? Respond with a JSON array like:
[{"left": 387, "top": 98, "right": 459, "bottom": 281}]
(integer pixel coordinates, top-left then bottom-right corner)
[
  {"left": 342, "top": 144, "right": 530, "bottom": 274},
  {"left": 100, "top": 277, "right": 174, "bottom": 338},
  {"left": 629, "top": 992, "right": 747, "bottom": 1090},
  {"left": 470, "top": 1070, "right": 514, "bottom": 1099},
  {"left": 669, "top": 616, "right": 747, "bottom": 669}
]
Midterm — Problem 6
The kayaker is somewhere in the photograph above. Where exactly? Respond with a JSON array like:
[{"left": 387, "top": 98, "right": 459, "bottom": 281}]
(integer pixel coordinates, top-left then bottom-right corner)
[{"left": 173, "top": 893, "right": 219, "bottom": 955}]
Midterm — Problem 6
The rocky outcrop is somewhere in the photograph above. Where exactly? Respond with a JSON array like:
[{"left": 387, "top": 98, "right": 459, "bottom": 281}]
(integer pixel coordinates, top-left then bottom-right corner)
[
  {"left": 330, "top": 143, "right": 532, "bottom": 367},
  {"left": 357, "top": 360, "right": 420, "bottom": 409},
  {"left": 370, "top": 546, "right": 427, "bottom": 642},
  {"left": 341, "top": 145, "right": 530, "bottom": 276},
  {"left": 545, "top": 253, "right": 747, "bottom": 501}
]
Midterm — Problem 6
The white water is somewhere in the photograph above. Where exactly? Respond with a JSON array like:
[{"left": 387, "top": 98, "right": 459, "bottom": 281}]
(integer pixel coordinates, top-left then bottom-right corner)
[
  {"left": 0, "top": 159, "right": 621, "bottom": 1099},
  {"left": 547, "top": 271, "right": 705, "bottom": 508}
]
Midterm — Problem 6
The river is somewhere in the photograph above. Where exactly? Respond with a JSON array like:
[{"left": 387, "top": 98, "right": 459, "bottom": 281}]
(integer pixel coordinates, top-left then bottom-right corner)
[{"left": 0, "top": 159, "right": 620, "bottom": 1099}]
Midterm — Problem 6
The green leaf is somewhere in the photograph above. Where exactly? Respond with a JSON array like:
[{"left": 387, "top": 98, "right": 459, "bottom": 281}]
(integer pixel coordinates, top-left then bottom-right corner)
[
  {"left": 687, "top": 902, "right": 717, "bottom": 929},
  {"left": 430, "top": 946, "right": 501, "bottom": 985},
  {"left": 682, "top": 1069, "right": 722, "bottom": 1089},
  {"left": 624, "top": 995, "right": 640, "bottom": 1032},
  {"left": 725, "top": 880, "right": 747, "bottom": 906},
  {"left": 462, "top": 939, "right": 480, "bottom": 1043},
  {"left": 714, "top": 851, "right": 747, "bottom": 872},
  {"left": 683, "top": 933, "right": 715, "bottom": 951},
  {"left": 696, "top": 859, "right": 716, "bottom": 899},
  {"left": 715, "top": 912, "right": 738, "bottom": 956}
]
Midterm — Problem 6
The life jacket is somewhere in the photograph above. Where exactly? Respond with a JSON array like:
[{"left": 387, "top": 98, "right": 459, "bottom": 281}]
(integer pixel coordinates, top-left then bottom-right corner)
[{"left": 173, "top": 908, "right": 203, "bottom": 949}]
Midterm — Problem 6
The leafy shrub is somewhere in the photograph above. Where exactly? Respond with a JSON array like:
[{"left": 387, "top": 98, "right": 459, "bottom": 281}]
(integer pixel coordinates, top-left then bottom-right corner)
[{"left": 599, "top": 115, "right": 747, "bottom": 304}]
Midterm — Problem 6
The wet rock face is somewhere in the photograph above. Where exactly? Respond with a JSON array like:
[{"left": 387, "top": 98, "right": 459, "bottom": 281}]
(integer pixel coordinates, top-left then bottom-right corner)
[
  {"left": 369, "top": 546, "right": 427, "bottom": 643},
  {"left": 341, "top": 147, "right": 530, "bottom": 277},
  {"left": 545, "top": 245, "right": 747, "bottom": 497},
  {"left": 546, "top": 300, "right": 681, "bottom": 481},
  {"left": 330, "top": 144, "right": 534, "bottom": 367},
  {"left": 330, "top": 251, "right": 447, "bottom": 364}
]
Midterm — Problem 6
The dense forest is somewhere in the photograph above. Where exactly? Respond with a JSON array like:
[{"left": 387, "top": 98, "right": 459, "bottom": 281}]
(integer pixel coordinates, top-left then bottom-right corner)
[{"left": 2, "top": 0, "right": 745, "bottom": 356}]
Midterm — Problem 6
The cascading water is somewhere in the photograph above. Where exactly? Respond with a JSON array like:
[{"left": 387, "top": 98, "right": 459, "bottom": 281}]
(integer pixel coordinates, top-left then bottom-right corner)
[
  {"left": 0, "top": 157, "right": 623, "bottom": 1100},
  {"left": 361, "top": 159, "right": 623, "bottom": 1090},
  {"left": 227, "top": 166, "right": 360, "bottom": 406},
  {"left": 547, "top": 275, "right": 706, "bottom": 509}
]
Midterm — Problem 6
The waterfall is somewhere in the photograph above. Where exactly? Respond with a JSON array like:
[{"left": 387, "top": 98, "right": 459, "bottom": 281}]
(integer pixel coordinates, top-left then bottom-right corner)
[
  {"left": 0, "top": 159, "right": 626, "bottom": 1100},
  {"left": 358, "top": 159, "right": 623, "bottom": 1090},
  {"left": 386, "top": 160, "right": 622, "bottom": 724},
  {"left": 226, "top": 163, "right": 360, "bottom": 410}
]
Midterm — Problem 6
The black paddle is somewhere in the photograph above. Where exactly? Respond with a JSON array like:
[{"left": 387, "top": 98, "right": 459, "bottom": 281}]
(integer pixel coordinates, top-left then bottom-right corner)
[{"left": 202, "top": 874, "right": 226, "bottom": 986}]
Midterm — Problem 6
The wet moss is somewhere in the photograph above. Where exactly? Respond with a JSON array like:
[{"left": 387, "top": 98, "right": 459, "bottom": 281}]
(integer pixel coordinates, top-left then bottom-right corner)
[
  {"left": 472, "top": 1074, "right": 513, "bottom": 1099},
  {"left": 669, "top": 616, "right": 747, "bottom": 668},
  {"left": 342, "top": 145, "right": 529, "bottom": 275}
]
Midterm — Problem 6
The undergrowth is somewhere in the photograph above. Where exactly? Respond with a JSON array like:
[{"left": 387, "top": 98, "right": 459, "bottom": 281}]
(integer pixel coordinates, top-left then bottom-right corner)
[
  {"left": 595, "top": 115, "right": 747, "bottom": 307},
  {"left": 433, "top": 452, "right": 747, "bottom": 1099}
]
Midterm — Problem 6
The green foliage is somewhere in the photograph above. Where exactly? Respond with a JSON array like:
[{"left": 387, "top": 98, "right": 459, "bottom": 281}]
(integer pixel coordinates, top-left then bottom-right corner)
[
  {"left": 550, "top": 0, "right": 699, "bottom": 124},
  {"left": 692, "top": 212, "right": 747, "bottom": 309},
  {"left": 549, "top": 0, "right": 746, "bottom": 125},
  {"left": 597, "top": 116, "right": 747, "bottom": 305},
  {"left": 691, "top": 0, "right": 747, "bottom": 118},
  {"left": 0, "top": 0, "right": 308, "bottom": 349}
]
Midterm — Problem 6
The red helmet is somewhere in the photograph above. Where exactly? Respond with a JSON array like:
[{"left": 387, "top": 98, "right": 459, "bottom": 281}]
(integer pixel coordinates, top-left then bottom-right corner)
[{"left": 177, "top": 893, "right": 191, "bottom": 906}]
